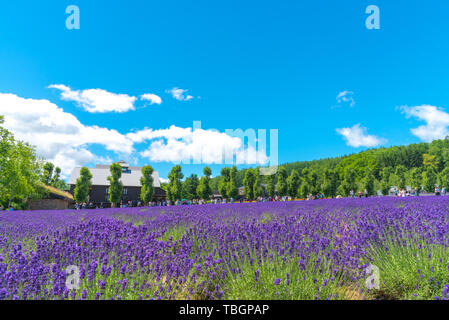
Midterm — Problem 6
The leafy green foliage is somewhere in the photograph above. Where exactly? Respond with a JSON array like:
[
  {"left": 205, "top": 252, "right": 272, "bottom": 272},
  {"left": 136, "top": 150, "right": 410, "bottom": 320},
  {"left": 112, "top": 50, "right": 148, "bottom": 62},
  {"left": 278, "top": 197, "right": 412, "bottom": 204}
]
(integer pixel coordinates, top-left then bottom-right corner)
[
  {"left": 286, "top": 169, "right": 300, "bottom": 198},
  {"left": 197, "top": 166, "right": 212, "bottom": 200},
  {"left": 275, "top": 167, "right": 288, "bottom": 197},
  {"left": 108, "top": 163, "right": 123, "bottom": 206},
  {"left": 182, "top": 174, "right": 199, "bottom": 200},
  {"left": 74, "top": 167, "right": 92, "bottom": 204},
  {"left": 167, "top": 165, "right": 183, "bottom": 202},
  {"left": 243, "top": 168, "right": 256, "bottom": 200},
  {"left": 140, "top": 165, "right": 154, "bottom": 204},
  {"left": 0, "top": 116, "right": 43, "bottom": 208}
]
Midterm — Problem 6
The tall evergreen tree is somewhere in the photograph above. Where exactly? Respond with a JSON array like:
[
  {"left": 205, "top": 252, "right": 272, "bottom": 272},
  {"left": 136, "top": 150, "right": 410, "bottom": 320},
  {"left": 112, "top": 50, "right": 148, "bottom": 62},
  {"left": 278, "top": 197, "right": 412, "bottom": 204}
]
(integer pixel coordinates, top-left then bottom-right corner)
[
  {"left": 74, "top": 167, "right": 92, "bottom": 204},
  {"left": 140, "top": 165, "right": 154, "bottom": 205},
  {"left": 108, "top": 163, "right": 123, "bottom": 207},
  {"left": 167, "top": 165, "right": 184, "bottom": 202}
]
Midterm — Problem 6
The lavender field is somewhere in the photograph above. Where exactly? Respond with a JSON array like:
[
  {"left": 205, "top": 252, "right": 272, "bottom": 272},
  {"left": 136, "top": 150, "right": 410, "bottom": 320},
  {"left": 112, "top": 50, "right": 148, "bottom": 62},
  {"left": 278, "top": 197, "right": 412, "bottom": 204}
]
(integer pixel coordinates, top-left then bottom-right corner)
[{"left": 1, "top": 197, "right": 449, "bottom": 300}]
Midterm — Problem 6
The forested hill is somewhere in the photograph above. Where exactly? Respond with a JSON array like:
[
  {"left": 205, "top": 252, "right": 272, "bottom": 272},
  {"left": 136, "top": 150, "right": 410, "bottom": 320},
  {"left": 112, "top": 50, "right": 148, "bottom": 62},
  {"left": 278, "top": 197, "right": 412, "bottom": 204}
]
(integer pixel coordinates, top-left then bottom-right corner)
[{"left": 210, "top": 138, "right": 449, "bottom": 198}]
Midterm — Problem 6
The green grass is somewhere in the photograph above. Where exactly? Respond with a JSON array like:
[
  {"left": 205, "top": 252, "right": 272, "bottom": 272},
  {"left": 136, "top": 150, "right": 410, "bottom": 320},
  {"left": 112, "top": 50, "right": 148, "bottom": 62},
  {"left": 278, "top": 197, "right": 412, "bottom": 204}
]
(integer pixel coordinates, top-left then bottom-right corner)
[
  {"left": 160, "top": 225, "right": 187, "bottom": 242},
  {"left": 217, "top": 248, "right": 356, "bottom": 300},
  {"left": 362, "top": 235, "right": 449, "bottom": 300}
]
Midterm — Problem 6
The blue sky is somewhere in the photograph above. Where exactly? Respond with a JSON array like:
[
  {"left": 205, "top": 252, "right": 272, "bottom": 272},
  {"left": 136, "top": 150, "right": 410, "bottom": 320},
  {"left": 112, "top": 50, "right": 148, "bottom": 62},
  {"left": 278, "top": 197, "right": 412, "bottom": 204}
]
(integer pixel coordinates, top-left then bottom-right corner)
[{"left": 1, "top": 0, "right": 449, "bottom": 180}]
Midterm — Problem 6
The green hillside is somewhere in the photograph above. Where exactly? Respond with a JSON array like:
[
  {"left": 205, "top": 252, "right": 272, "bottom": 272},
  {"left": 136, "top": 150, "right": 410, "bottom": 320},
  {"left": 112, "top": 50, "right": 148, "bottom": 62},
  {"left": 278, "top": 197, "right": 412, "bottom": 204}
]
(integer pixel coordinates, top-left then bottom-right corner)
[{"left": 210, "top": 138, "right": 449, "bottom": 198}]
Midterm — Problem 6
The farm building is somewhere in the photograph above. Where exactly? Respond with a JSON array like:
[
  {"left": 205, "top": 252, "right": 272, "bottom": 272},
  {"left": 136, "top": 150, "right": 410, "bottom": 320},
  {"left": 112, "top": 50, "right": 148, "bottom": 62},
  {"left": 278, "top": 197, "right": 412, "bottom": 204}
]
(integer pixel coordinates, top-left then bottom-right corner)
[{"left": 68, "top": 161, "right": 166, "bottom": 206}]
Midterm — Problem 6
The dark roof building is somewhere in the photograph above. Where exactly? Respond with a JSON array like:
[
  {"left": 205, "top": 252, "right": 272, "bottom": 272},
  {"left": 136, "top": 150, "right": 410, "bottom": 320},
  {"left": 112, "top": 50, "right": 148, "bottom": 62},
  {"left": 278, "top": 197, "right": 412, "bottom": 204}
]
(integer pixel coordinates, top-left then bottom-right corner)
[{"left": 68, "top": 161, "right": 166, "bottom": 205}]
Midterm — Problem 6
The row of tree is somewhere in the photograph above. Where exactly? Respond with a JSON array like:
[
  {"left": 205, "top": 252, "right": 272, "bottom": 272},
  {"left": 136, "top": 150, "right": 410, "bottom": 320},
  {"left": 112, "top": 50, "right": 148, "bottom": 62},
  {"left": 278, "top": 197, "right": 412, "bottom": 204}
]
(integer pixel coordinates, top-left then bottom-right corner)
[
  {"left": 161, "top": 140, "right": 449, "bottom": 201},
  {"left": 73, "top": 163, "right": 156, "bottom": 206},
  {"left": 164, "top": 165, "right": 213, "bottom": 202}
]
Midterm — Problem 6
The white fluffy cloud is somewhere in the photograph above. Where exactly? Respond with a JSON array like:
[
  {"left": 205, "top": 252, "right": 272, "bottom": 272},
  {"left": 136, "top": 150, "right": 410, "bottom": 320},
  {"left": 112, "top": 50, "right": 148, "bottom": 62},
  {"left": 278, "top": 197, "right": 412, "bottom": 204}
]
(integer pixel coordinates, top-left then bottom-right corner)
[
  {"left": 0, "top": 93, "right": 134, "bottom": 177},
  {"left": 133, "top": 126, "right": 268, "bottom": 165},
  {"left": 48, "top": 84, "right": 137, "bottom": 113},
  {"left": 165, "top": 87, "right": 194, "bottom": 101},
  {"left": 0, "top": 92, "right": 266, "bottom": 177},
  {"left": 140, "top": 93, "right": 162, "bottom": 105},
  {"left": 401, "top": 105, "right": 449, "bottom": 142},
  {"left": 336, "top": 124, "right": 386, "bottom": 148},
  {"left": 335, "top": 91, "right": 355, "bottom": 108}
]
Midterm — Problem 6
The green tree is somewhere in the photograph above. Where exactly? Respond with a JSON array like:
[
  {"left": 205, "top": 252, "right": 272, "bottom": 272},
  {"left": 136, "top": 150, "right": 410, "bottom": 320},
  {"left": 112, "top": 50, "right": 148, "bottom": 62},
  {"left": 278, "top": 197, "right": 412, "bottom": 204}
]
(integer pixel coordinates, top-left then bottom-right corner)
[
  {"left": 243, "top": 168, "right": 256, "bottom": 200},
  {"left": 51, "top": 167, "right": 61, "bottom": 187},
  {"left": 182, "top": 174, "right": 199, "bottom": 200},
  {"left": 298, "top": 181, "right": 310, "bottom": 198},
  {"left": 308, "top": 169, "right": 319, "bottom": 195},
  {"left": 395, "top": 165, "right": 407, "bottom": 189},
  {"left": 55, "top": 179, "right": 69, "bottom": 191},
  {"left": 218, "top": 167, "right": 231, "bottom": 199},
  {"left": 197, "top": 166, "right": 212, "bottom": 201},
  {"left": 379, "top": 167, "right": 393, "bottom": 195},
  {"left": 321, "top": 169, "right": 338, "bottom": 198},
  {"left": 265, "top": 174, "right": 276, "bottom": 198},
  {"left": 140, "top": 165, "right": 154, "bottom": 205},
  {"left": 0, "top": 116, "right": 42, "bottom": 208},
  {"left": 74, "top": 167, "right": 92, "bottom": 204},
  {"left": 423, "top": 153, "right": 438, "bottom": 169},
  {"left": 42, "top": 162, "right": 54, "bottom": 185},
  {"left": 167, "top": 165, "right": 184, "bottom": 202},
  {"left": 108, "top": 163, "right": 123, "bottom": 207},
  {"left": 227, "top": 166, "right": 239, "bottom": 200},
  {"left": 439, "top": 167, "right": 449, "bottom": 189},
  {"left": 276, "top": 167, "right": 288, "bottom": 197},
  {"left": 364, "top": 171, "right": 375, "bottom": 196},
  {"left": 341, "top": 168, "right": 357, "bottom": 196},
  {"left": 253, "top": 169, "right": 264, "bottom": 199},
  {"left": 422, "top": 167, "right": 437, "bottom": 192},
  {"left": 286, "top": 169, "right": 300, "bottom": 198},
  {"left": 409, "top": 167, "right": 423, "bottom": 191}
]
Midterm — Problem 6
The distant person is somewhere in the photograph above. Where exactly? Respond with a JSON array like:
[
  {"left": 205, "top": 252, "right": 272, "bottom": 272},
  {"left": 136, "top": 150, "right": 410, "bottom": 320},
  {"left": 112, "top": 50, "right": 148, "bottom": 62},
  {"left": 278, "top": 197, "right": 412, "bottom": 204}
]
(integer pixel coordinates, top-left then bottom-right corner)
[
  {"left": 435, "top": 186, "right": 441, "bottom": 196},
  {"left": 442, "top": 187, "right": 446, "bottom": 196},
  {"left": 358, "top": 191, "right": 362, "bottom": 198},
  {"left": 350, "top": 190, "right": 354, "bottom": 198},
  {"left": 364, "top": 189, "right": 368, "bottom": 198}
]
